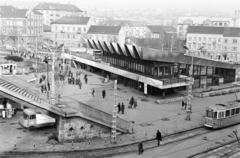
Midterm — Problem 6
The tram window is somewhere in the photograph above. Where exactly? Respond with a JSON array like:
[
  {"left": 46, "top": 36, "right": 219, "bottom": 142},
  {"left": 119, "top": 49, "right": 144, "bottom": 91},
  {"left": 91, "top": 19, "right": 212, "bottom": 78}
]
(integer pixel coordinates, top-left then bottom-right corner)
[
  {"left": 29, "top": 115, "right": 36, "bottom": 120},
  {"left": 214, "top": 112, "right": 217, "bottom": 118},
  {"left": 231, "top": 109, "right": 235, "bottom": 116},
  {"left": 226, "top": 110, "right": 230, "bottom": 117},
  {"left": 23, "top": 113, "right": 28, "bottom": 119},
  {"left": 236, "top": 108, "right": 240, "bottom": 114}
]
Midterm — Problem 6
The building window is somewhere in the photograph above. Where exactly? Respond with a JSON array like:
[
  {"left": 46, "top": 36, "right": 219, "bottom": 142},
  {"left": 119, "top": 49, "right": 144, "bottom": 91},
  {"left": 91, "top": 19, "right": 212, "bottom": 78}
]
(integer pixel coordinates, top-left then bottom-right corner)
[
  {"left": 55, "top": 26, "right": 58, "bottom": 31},
  {"left": 73, "top": 27, "right": 75, "bottom": 31},
  {"left": 218, "top": 38, "right": 221, "bottom": 42},
  {"left": 224, "top": 46, "right": 227, "bottom": 51},
  {"left": 198, "top": 37, "right": 201, "bottom": 41},
  {"left": 203, "top": 37, "right": 206, "bottom": 42},
  {"left": 224, "top": 39, "right": 228, "bottom": 43},
  {"left": 233, "top": 39, "right": 238, "bottom": 44},
  {"left": 193, "top": 37, "right": 197, "bottom": 41},
  {"left": 188, "top": 36, "right": 192, "bottom": 41},
  {"left": 208, "top": 38, "right": 211, "bottom": 42},
  {"left": 232, "top": 46, "right": 237, "bottom": 51}
]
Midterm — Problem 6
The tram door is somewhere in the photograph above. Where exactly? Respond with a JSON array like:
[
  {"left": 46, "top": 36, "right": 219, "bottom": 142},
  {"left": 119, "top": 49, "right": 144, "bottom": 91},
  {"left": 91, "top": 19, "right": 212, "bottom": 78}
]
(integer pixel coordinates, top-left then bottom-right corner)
[{"left": 217, "top": 111, "right": 225, "bottom": 127}]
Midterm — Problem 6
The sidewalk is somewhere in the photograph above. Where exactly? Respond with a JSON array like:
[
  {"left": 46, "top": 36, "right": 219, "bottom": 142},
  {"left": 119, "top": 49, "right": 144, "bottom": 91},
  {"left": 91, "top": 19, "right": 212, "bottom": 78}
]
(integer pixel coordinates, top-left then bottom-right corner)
[{"left": 0, "top": 66, "right": 238, "bottom": 154}]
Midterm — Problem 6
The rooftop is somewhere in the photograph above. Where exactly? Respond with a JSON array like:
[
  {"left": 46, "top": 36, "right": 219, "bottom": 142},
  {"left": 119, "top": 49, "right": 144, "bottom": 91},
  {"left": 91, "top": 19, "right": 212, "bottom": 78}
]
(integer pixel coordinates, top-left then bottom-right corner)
[
  {"left": 0, "top": 6, "right": 42, "bottom": 18},
  {"left": 52, "top": 16, "right": 90, "bottom": 25},
  {"left": 102, "top": 19, "right": 146, "bottom": 27},
  {"left": 147, "top": 25, "right": 176, "bottom": 34},
  {"left": 87, "top": 25, "right": 122, "bottom": 35},
  {"left": 34, "top": 2, "right": 82, "bottom": 12},
  {"left": 0, "top": 6, "right": 27, "bottom": 18},
  {"left": 188, "top": 26, "right": 240, "bottom": 37}
]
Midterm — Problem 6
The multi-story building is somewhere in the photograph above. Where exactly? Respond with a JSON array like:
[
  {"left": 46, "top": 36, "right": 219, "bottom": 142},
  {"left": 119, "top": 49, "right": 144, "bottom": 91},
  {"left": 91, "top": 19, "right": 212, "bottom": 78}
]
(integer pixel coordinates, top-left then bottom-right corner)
[
  {"left": 34, "top": 2, "right": 86, "bottom": 25},
  {"left": 51, "top": 16, "right": 91, "bottom": 48},
  {"left": 145, "top": 25, "right": 177, "bottom": 51},
  {"left": 186, "top": 26, "right": 240, "bottom": 62},
  {"left": 177, "top": 16, "right": 233, "bottom": 40},
  {"left": 0, "top": 6, "right": 43, "bottom": 47},
  {"left": 87, "top": 25, "right": 126, "bottom": 45},
  {"left": 100, "top": 19, "right": 149, "bottom": 39}
]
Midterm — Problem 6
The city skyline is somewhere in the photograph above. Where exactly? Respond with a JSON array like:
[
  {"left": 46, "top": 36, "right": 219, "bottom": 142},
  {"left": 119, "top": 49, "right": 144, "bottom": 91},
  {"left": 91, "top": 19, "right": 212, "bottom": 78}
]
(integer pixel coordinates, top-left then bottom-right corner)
[{"left": 0, "top": 0, "right": 240, "bottom": 14}]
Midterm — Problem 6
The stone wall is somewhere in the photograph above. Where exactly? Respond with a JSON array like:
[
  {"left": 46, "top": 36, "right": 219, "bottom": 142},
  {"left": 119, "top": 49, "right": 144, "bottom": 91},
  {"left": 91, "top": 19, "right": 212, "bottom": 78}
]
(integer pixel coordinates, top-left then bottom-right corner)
[{"left": 57, "top": 117, "right": 111, "bottom": 142}]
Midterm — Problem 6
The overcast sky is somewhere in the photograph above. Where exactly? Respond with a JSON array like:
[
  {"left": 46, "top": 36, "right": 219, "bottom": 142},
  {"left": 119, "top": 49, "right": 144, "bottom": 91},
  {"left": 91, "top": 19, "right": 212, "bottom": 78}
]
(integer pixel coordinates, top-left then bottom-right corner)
[{"left": 1, "top": 0, "right": 240, "bottom": 13}]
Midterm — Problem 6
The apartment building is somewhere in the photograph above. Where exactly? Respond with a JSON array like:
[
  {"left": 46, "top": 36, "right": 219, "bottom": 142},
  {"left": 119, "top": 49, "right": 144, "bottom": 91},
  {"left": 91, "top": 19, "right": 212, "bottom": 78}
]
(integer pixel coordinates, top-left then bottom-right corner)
[
  {"left": 177, "top": 16, "right": 233, "bottom": 40},
  {"left": 34, "top": 2, "right": 86, "bottom": 25},
  {"left": 186, "top": 26, "right": 240, "bottom": 62},
  {"left": 0, "top": 6, "right": 43, "bottom": 47},
  {"left": 87, "top": 25, "right": 126, "bottom": 45},
  {"left": 51, "top": 16, "right": 91, "bottom": 48}
]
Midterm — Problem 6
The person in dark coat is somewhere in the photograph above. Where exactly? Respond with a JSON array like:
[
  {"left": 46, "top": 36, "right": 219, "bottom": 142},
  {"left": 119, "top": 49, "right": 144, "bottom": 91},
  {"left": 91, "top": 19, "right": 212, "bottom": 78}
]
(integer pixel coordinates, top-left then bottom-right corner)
[
  {"left": 138, "top": 142, "right": 144, "bottom": 154},
  {"left": 129, "top": 96, "right": 134, "bottom": 108},
  {"left": 117, "top": 103, "right": 121, "bottom": 113},
  {"left": 92, "top": 88, "right": 95, "bottom": 97},
  {"left": 156, "top": 130, "right": 162, "bottom": 146},
  {"left": 121, "top": 102, "right": 125, "bottom": 114},
  {"left": 102, "top": 89, "right": 106, "bottom": 99},
  {"left": 182, "top": 100, "right": 185, "bottom": 109}
]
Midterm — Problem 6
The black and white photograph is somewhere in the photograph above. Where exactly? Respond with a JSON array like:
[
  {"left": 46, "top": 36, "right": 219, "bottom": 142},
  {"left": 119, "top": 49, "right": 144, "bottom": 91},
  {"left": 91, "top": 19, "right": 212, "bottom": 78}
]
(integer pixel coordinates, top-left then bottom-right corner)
[{"left": 0, "top": 0, "right": 240, "bottom": 157}]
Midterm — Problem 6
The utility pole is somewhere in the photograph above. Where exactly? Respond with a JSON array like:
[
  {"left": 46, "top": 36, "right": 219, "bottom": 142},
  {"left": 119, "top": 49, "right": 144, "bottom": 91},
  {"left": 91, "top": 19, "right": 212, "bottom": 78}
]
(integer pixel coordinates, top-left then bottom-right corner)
[
  {"left": 186, "top": 52, "right": 194, "bottom": 121},
  {"left": 51, "top": 47, "right": 56, "bottom": 105},
  {"left": 111, "top": 80, "right": 118, "bottom": 144}
]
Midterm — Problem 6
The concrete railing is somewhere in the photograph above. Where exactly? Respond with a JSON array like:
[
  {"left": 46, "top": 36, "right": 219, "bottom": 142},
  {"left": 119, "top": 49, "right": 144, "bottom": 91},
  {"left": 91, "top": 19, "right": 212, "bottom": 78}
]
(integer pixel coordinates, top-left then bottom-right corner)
[{"left": 76, "top": 101, "right": 130, "bottom": 133}]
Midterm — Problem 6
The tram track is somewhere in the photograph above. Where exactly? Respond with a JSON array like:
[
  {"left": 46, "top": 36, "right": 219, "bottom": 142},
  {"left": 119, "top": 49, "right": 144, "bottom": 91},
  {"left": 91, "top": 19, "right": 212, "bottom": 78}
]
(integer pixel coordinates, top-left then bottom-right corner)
[{"left": 0, "top": 126, "right": 214, "bottom": 158}]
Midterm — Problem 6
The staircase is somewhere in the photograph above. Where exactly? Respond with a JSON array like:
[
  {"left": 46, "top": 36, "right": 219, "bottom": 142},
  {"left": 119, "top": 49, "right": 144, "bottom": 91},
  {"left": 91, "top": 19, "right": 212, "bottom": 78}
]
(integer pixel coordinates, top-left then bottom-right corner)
[{"left": 0, "top": 76, "right": 130, "bottom": 133}]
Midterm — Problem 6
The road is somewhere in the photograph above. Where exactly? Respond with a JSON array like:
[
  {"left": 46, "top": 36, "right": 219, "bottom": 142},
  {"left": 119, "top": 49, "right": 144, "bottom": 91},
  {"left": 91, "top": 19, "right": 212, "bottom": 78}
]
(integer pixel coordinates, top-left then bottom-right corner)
[{"left": 110, "top": 124, "right": 240, "bottom": 158}]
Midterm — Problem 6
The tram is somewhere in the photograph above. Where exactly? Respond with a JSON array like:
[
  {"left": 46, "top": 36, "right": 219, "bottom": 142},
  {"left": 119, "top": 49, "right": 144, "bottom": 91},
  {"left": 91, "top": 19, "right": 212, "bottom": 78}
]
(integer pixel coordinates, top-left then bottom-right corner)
[
  {"left": 19, "top": 109, "right": 56, "bottom": 129},
  {"left": 204, "top": 100, "right": 240, "bottom": 129}
]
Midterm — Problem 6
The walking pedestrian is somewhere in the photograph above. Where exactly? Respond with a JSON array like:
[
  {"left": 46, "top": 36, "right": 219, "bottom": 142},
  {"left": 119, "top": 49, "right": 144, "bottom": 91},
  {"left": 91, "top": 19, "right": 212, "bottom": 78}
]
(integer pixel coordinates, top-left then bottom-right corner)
[
  {"left": 182, "top": 100, "right": 185, "bottom": 109},
  {"left": 121, "top": 102, "right": 125, "bottom": 114},
  {"left": 138, "top": 142, "right": 144, "bottom": 155},
  {"left": 117, "top": 103, "right": 121, "bottom": 113},
  {"left": 184, "top": 101, "right": 187, "bottom": 110},
  {"left": 156, "top": 130, "right": 162, "bottom": 146},
  {"left": 92, "top": 88, "right": 95, "bottom": 97},
  {"left": 78, "top": 80, "right": 82, "bottom": 89},
  {"left": 102, "top": 89, "right": 106, "bottom": 99},
  {"left": 47, "top": 82, "right": 50, "bottom": 91},
  {"left": 84, "top": 74, "right": 88, "bottom": 84},
  {"left": 129, "top": 96, "right": 134, "bottom": 108}
]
